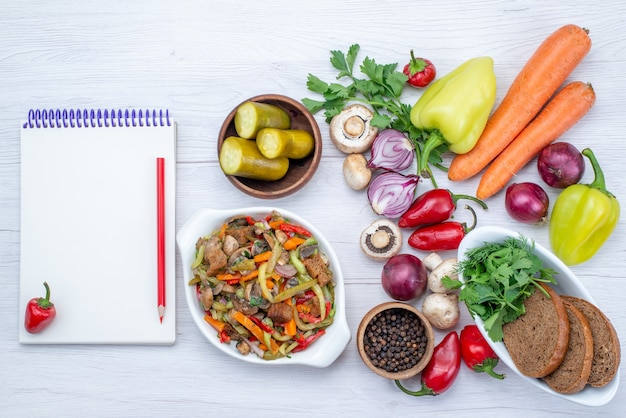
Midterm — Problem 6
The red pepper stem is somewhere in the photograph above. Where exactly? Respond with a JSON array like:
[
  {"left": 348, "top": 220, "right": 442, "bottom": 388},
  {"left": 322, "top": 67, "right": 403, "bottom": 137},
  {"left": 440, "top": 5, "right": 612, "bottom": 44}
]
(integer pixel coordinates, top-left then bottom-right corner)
[
  {"left": 462, "top": 205, "right": 477, "bottom": 233},
  {"left": 449, "top": 190, "right": 488, "bottom": 210},
  {"left": 409, "top": 50, "right": 426, "bottom": 73},
  {"left": 38, "top": 281, "right": 53, "bottom": 309},
  {"left": 473, "top": 358, "right": 506, "bottom": 380},
  {"left": 394, "top": 379, "right": 436, "bottom": 397},
  {"left": 582, "top": 148, "right": 613, "bottom": 197}
]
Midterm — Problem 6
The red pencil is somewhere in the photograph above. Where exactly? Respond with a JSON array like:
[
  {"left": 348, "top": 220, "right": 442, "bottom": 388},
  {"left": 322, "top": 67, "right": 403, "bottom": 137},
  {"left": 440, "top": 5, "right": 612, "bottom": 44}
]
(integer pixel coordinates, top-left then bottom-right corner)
[{"left": 157, "top": 157, "right": 166, "bottom": 323}]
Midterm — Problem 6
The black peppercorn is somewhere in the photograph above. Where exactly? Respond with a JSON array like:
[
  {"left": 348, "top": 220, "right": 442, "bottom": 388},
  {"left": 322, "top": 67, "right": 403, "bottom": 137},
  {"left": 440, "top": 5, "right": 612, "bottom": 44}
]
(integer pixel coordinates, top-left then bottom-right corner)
[{"left": 363, "top": 308, "right": 427, "bottom": 373}]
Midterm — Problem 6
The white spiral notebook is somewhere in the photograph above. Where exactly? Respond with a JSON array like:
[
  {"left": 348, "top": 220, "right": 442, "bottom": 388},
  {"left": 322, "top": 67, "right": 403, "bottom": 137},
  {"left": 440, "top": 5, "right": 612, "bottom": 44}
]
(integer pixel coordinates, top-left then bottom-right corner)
[{"left": 19, "top": 108, "right": 177, "bottom": 345}]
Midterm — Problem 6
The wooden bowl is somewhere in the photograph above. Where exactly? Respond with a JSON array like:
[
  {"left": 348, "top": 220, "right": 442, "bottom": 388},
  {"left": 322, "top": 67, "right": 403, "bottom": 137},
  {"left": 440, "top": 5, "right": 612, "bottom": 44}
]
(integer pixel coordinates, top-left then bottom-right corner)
[
  {"left": 217, "top": 94, "right": 322, "bottom": 199},
  {"left": 357, "top": 302, "right": 434, "bottom": 380}
]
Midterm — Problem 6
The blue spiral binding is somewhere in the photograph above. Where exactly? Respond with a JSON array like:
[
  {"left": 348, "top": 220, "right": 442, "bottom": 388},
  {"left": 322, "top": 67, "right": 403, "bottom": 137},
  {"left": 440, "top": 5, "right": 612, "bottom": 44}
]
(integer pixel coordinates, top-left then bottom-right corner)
[{"left": 22, "top": 108, "right": 171, "bottom": 129}]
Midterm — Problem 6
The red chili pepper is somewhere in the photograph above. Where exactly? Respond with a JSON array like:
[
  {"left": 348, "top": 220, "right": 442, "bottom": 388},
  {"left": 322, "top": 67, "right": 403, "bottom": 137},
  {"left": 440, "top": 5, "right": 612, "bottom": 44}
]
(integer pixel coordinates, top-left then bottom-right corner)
[
  {"left": 246, "top": 216, "right": 256, "bottom": 225},
  {"left": 218, "top": 329, "right": 231, "bottom": 343},
  {"left": 408, "top": 205, "right": 477, "bottom": 251},
  {"left": 398, "top": 188, "right": 487, "bottom": 228},
  {"left": 395, "top": 331, "right": 461, "bottom": 396},
  {"left": 402, "top": 50, "right": 436, "bottom": 88},
  {"left": 292, "top": 329, "right": 326, "bottom": 352},
  {"left": 296, "top": 289, "right": 316, "bottom": 304},
  {"left": 279, "top": 223, "right": 312, "bottom": 237},
  {"left": 24, "top": 282, "right": 57, "bottom": 334},
  {"left": 298, "top": 312, "right": 322, "bottom": 323},
  {"left": 460, "top": 325, "right": 505, "bottom": 380},
  {"left": 249, "top": 316, "right": 275, "bottom": 334}
]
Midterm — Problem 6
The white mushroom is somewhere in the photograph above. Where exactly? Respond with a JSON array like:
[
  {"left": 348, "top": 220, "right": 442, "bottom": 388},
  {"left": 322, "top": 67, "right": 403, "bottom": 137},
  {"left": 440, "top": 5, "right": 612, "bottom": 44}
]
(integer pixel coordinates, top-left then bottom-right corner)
[
  {"left": 423, "top": 252, "right": 444, "bottom": 272},
  {"left": 421, "top": 293, "right": 460, "bottom": 330},
  {"left": 359, "top": 219, "right": 402, "bottom": 260},
  {"left": 343, "top": 153, "right": 372, "bottom": 190},
  {"left": 329, "top": 104, "right": 379, "bottom": 153},
  {"left": 428, "top": 257, "right": 458, "bottom": 293}
]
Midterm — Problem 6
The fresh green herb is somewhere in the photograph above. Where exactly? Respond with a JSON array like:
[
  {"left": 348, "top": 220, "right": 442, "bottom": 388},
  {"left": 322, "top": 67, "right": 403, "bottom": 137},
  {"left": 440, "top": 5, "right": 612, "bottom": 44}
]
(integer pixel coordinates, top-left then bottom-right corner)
[
  {"left": 443, "top": 235, "right": 557, "bottom": 343},
  {"left": 302, "top": 44, "right": 448, "bottom": 182}
]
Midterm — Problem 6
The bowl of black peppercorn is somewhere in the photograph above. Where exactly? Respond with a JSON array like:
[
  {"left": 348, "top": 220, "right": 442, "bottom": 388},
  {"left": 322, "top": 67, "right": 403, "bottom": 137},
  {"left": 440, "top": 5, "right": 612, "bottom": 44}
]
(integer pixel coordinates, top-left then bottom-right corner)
[{"left": 356, "top": 302, "right": 434, "bottom": 380}]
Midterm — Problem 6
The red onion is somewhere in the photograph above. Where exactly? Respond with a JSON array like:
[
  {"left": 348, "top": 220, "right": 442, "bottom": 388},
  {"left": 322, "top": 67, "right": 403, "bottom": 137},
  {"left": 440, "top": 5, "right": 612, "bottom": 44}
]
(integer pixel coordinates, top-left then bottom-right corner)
[
  {"left": 537, "top": 142, "right": 585, "bottom": 188},
  {"left": 381, "top": 254, "right": 428, "bottom": 301},
  {"left": 367, "top": 171, "right": 419, "bottom": 218},
  {"left": 367, "top": 129, "right": 415, "bottom": 171},
  {"left": 505, "top": 182, "right": 550, "bottom": 224}
]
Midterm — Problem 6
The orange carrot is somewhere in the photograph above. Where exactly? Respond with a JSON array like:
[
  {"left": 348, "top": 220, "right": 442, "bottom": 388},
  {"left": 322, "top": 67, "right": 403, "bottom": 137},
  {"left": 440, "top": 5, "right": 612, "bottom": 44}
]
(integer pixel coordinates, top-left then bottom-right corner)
[
  {"left": 216, "top": 272, "right": 241, "bottom": 281},
  {"left": 283, "top": 236, "right": 306, "bottom": 250},
  {"left": 269, "top": 219, "right": 284, "bottom": 229},
  {"left": 283, "top": 297, "right": 297, "bottom": 337},
  {"left": 448, "top": 24, "right": 592, "bottom": 181},
  {"left": 240, "top": 270, "right": 259, "bottom": 282},
  {"left": 204, "top": 314, "right": 227, "bottom": 332},
  {"left": 254, "top": 250, "right": 273, "bottom": 263},
  {"left": 476, "top": 81, "right": 595, "bottom": 200},
  {"left": 231, "top": 310, "right": 280, "bottom": 353}
]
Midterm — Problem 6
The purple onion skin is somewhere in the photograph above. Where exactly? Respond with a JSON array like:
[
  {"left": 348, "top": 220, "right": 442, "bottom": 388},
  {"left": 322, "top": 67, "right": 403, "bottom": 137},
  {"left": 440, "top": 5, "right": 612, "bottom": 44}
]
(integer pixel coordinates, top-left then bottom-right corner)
[
  {"left": 381, "top": 254, "right": 428, "bottom": 301},
  {"left": 367, "top": 171, "right": 419, "bottom": 218},
  {"left": 537, "top": 142, "right": 585, "bottom": 188},
  {"left": 505, "top": 182, "right": 550, "bottom": 224},
  {"left": 367, "top": 129, "right": 415, "bottom": 172}
]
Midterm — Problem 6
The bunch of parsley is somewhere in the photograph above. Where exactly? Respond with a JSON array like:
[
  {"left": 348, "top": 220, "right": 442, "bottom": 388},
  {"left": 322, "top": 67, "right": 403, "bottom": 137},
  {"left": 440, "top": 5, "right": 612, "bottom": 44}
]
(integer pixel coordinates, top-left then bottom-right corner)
[
  {"left": 302, "top": 44, "right": 447, "bottom": 178},
  {"left": 443, "top": 235, "right": 557, "bottom": 343}
]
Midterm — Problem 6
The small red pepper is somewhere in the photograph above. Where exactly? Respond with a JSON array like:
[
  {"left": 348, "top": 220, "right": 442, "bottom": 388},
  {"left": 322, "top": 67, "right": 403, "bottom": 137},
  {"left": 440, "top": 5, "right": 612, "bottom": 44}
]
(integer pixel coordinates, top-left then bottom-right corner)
[
  {"left": 24, "top": 281, "right": 57, "bottom": 334},
  {"left": 292, "top": 329, "right": 326, "bottom": 352},
  {"left": 279, "top": 223, "right": 312, "bottom": 237},
  {"left": 408, "top": 205, "right": 477, "bottom": 251},
  {"left": 460, "top": 325, "right": 505, "bottom": 380},
  {"left": 395, "top": 331, "right": 461, "bottom": 396},
  {"left": 403, "top": 50, "right": 436, "bottom": 88},
  {"left": 398, "top": 188, "right": 487, "bottom": 228}
]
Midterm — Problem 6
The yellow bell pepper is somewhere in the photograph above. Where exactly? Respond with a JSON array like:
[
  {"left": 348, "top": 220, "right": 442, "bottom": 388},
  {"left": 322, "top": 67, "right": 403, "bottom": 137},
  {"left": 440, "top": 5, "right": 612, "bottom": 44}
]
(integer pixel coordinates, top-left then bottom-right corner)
[
  {"left": 410, "top": 56, "right": 496, "bottom": 176},
  {"left": 549, "top": 148, "right": 620, "bottom": 265}
]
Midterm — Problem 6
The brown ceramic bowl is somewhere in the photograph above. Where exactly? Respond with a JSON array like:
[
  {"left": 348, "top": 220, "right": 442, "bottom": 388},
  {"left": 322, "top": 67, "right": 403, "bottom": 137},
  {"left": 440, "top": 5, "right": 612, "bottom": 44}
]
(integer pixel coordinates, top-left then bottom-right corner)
[
  {"left": 217, "top": 94, "right": 322, "bottom": 199},
  {"left": 357, "top": 302, "right": 434, "bottom": 380}
]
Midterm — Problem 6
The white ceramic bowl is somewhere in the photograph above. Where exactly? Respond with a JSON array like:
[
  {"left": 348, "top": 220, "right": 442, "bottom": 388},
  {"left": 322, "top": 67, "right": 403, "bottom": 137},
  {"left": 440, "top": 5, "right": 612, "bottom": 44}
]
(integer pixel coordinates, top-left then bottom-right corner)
[
  {"left": 177, "top": 206, "right": 351, "bottom": 367},
  {"left": 457, "top": 226, "right": 619, "bottom": 406}
]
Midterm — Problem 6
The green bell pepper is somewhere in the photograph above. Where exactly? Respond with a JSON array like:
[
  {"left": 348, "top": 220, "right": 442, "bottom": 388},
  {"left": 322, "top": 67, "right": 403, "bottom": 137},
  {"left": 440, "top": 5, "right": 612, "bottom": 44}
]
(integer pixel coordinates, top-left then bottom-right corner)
[
  {"left": 410, "top": 56, "right": 496, "bottom": 177},
  {"left": 549, "top": 148, "right": 620, "bottom": 266}
]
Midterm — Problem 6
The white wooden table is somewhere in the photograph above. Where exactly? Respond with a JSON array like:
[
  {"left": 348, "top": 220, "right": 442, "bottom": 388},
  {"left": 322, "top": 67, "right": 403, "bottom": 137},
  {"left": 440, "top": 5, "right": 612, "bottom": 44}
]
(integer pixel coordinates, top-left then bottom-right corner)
[{"left": 1, "top": 1, "right": 625, "bottom": 416}]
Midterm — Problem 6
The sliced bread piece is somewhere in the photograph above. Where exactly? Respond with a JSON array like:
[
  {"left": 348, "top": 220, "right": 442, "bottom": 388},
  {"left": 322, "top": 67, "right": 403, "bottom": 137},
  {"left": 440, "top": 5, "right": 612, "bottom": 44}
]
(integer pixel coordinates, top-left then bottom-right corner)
[
  {"left": 502, "top": 283, "right": 570, "bottom": 378},
  {"left": 562, "top": 295, "right": 621, "bottom": 388},
  {"left": 543, "top": 301, "right": 594, "bottom": 394}
]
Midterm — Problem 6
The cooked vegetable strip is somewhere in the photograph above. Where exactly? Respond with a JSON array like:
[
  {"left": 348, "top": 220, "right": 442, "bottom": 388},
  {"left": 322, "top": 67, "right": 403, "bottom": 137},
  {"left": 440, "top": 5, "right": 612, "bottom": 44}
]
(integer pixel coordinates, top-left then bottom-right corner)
[
  {"left": 476, "top": 81, "right": 596, "bottom": 199},
  {"left": 254, "top": 251, "right": 273, "bottom": 263},
  {"left": 283, "top": 237, "right": 306, "bottom": 250},
  {"left": 274, "top": 279, "right": 318, "bottom": 303},
  {"left": 448, "top": 24, "right": 592, "bottom": 181},
  {"left": 257, "top": 262, "right": 275, "bottom": 303},
  {"left": 231, "top": 310, "right": 280, "bottom": 354}
]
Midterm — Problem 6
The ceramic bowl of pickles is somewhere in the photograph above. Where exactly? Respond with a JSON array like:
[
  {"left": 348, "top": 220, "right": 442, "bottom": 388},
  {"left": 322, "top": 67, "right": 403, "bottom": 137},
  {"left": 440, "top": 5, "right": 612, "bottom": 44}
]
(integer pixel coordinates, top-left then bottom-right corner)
[{"left": 217, "top": 94, "right": 323, "bottom": 199}]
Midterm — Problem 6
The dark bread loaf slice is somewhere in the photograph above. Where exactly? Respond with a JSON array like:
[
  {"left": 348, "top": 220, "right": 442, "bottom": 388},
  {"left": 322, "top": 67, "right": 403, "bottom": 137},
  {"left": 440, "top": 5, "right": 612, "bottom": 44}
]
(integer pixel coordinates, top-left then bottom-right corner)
[
  {"left": 502, "top": 283, "right": 570, "bottom": 378},
  {"left": 543, "top": 301, "right": 594, "bottom": 394},
  {"left": 562, "top": 295, "right": 621, "bottom": 387}
]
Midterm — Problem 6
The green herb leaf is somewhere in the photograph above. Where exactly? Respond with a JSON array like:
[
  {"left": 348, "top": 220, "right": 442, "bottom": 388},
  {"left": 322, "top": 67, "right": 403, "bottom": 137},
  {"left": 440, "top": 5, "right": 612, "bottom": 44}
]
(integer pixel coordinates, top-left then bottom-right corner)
[{"left": 456, "top": 235, "right": 557, "bottom": 343}]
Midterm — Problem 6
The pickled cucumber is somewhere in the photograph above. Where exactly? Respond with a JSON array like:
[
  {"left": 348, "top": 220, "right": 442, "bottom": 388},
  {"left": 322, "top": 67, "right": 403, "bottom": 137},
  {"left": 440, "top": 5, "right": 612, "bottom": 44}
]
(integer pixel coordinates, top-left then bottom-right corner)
[
  {"left": 234, "top": 102, "right": 291, "bottom": 139},
  {"left": 256, "top": 128, "right": 314, "bottom": 159},
  {"left": 219, "top": 136, "right": 289, "bottom": 181}
]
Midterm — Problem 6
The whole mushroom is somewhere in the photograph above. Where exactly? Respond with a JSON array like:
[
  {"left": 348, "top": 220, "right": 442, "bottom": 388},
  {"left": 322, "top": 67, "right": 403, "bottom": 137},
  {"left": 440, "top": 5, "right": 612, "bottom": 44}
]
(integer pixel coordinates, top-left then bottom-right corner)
[
  {"left": 329, "top": 104, "right": 378, "bottom": 153},
  {"left": 343, "top": 153, "right": 372, "bottom": 190},
  {"left": 421, "top": 293, "right": 460, "bottom": 330}
]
